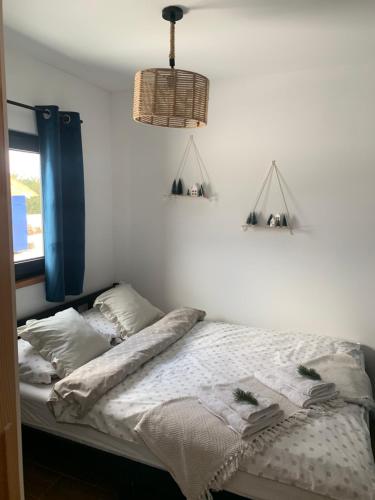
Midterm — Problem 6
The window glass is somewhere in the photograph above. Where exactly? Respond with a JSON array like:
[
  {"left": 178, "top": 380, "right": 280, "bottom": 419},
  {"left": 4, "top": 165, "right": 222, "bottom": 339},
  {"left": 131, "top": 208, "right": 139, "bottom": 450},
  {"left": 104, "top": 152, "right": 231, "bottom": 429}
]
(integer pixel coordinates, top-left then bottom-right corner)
[{"left": 9, "top": 149, "right": 44, "bottom": 262}]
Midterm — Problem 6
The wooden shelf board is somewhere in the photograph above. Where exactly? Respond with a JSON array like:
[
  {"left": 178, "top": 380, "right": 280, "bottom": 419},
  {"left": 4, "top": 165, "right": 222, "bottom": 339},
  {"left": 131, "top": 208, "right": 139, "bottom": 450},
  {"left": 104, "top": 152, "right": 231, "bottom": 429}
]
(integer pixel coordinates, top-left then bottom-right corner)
[
  {"left": 242, "top": 224, "right": 289, "bottom": 229},
  {"left": 165, "top": 195, "right": 212, "bottom": 200},
  {"left": 241, "top": 224, "right": 293, "bottom": 234}
]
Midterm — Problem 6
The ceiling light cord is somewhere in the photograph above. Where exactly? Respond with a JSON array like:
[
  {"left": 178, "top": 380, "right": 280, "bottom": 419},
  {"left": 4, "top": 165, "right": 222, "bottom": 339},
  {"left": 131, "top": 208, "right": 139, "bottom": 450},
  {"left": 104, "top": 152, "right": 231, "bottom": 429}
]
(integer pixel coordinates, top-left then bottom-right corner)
[{"left": 169, "top": 19, "right": 175, "bottom": 68}]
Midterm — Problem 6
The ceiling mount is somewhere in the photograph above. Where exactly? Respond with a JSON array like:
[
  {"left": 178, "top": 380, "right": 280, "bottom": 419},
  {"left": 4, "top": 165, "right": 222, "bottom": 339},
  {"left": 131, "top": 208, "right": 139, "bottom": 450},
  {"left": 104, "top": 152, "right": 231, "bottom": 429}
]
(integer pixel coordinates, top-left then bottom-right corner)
[{"left": 162, "top": 6, "right": 184, "bottom": 23}]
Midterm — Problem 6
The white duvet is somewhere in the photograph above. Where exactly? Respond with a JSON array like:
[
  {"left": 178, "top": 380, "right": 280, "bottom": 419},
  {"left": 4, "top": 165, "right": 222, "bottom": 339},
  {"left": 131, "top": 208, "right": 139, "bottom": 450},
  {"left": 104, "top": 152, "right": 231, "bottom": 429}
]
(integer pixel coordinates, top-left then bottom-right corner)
[{"left": 75, "top": 321, "right": 375, "bottom": 500}]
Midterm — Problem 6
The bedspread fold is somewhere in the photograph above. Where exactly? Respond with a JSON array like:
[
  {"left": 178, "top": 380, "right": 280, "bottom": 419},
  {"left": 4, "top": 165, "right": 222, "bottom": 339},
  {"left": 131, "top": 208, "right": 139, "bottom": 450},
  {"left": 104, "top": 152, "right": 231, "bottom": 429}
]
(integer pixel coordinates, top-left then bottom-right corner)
[{"left": 48, "top": 307, "right": 205, "bottom": 421}]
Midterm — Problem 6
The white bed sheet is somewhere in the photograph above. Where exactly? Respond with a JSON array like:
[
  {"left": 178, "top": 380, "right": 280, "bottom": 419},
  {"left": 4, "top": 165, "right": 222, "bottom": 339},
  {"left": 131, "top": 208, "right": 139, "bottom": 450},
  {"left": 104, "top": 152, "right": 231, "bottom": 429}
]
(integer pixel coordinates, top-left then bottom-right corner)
[
  {"left": 74, "top": 321, "right": 375, "bottom": 500},
  {"left": 21, "top": 381, "right": 330, "bottom": 500}
]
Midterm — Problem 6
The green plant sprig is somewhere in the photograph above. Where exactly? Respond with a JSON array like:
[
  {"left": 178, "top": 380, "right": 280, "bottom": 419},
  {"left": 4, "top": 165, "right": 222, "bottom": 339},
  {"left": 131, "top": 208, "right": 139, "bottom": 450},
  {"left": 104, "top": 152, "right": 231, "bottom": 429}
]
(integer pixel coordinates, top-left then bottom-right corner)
[
  {"left": 297, "top": 365, "right": 321, "bottom": 381},
  {"left": 233, "top": 388, "right": 258, "bottom": 406}
]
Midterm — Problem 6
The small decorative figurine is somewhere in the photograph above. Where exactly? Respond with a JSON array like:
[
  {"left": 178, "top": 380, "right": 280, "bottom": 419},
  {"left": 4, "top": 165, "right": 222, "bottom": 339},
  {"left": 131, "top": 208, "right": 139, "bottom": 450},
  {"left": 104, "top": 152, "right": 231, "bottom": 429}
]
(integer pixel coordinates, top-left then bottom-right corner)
[
  {"left": 275, "top": 213, "right": 281, "bottom": 227},
  {"left": 251, "top": 212, "right": 258, "bottom": 225},
  {"left": 190, "top": 183, "right": 199, "bottom": 197},
  {"left": 246, "top": 212, "right": 258, "bottom": 225},
  {"left": 171, "top": 179, "right": 184, "bottom": 195},
  {"left": 282, "top": 214, "right": 288, "bottom": 227},
  {"left": 267, "top": 214, "right": 274, "bottom": 226}
]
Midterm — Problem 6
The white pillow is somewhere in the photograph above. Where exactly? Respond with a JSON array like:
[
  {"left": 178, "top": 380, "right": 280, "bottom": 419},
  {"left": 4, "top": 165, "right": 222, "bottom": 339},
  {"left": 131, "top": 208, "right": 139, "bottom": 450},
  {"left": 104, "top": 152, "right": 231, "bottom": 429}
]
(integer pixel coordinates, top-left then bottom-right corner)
[
  {"left": 94, "top": 284, "right": 164, "bottom": 338},
  {"left": 19, "top": 308, "right": 111, "bottom": 378},
  {"left": 81, "top": 308, "right": 122, "bottom": 343},
  {"left": 18, "top": 339, "right": 57, "bottom": 384}
]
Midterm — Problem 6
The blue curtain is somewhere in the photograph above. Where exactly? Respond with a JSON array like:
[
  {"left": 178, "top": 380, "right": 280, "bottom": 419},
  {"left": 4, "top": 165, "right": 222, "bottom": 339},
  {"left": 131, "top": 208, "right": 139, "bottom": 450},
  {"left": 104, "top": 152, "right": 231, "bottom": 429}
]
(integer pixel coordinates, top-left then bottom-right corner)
[{"left": 36, "top": 106, "right": 85, "bottom": 302}]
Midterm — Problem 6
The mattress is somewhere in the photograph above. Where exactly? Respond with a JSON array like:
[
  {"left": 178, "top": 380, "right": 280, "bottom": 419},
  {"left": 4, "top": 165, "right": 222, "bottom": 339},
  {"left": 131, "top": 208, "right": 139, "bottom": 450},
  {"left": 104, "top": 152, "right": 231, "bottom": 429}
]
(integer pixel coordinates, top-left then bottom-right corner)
[{"left": 20, "top": 381, "right": 329, "bottom": 500}]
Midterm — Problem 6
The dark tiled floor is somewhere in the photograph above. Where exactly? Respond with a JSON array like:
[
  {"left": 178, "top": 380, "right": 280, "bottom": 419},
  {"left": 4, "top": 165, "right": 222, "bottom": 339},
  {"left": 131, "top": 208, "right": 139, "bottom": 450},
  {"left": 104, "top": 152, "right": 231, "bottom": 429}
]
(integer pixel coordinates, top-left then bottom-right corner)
[
  {"left": 22, "top": 426, "right": 187, "bottom": 500},
  {"left": 23, "top": 421, "right": 375, "bottom": 500},
  {"left": 24, "top": 459, "right": 117, "bottom": 500}
]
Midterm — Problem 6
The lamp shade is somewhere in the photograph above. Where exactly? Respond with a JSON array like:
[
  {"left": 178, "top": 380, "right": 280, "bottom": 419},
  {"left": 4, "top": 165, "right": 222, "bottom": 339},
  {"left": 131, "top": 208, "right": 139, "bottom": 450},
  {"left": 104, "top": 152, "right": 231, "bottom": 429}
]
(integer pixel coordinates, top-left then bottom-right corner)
[{"left": 133, "top": 68, "right": 209, "bottom": 128}]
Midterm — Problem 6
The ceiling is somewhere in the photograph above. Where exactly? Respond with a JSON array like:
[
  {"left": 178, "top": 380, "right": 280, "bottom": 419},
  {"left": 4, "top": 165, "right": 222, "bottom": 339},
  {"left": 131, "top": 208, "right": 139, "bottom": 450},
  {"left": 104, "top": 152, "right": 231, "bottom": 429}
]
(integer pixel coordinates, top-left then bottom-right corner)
[{"left": 4, "top": 0, "right": 375, "bottom": 91}]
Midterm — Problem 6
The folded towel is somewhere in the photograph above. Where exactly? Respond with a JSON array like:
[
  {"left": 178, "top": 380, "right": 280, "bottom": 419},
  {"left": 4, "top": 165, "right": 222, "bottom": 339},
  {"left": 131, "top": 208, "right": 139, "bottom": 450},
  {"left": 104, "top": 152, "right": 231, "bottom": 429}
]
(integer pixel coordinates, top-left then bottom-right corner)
[
  {"left": 198, "top": 385, "right": 284, "bottom": 438},
  {"left": 254, "top": 366, "right": 337, "bottom": 408},
  {"left": 214, "top": 384, "right": 280, "bottom": 424},
  {"left": 306, "top": 354, "right": 375, "bottom": 410}
]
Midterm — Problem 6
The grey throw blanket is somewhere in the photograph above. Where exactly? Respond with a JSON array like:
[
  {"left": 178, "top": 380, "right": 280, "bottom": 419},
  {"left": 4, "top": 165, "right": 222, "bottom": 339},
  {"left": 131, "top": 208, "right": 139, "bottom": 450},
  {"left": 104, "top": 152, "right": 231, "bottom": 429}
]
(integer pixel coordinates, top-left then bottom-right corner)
[
  {"left": 48, "top": 307, "right": 205, "bottom": 420},
  {"left": 134, "top": 386, "right": 315, "bottom": 500},
  {"left": 135, "top": 374, "right": 345, "bottom": 500}
]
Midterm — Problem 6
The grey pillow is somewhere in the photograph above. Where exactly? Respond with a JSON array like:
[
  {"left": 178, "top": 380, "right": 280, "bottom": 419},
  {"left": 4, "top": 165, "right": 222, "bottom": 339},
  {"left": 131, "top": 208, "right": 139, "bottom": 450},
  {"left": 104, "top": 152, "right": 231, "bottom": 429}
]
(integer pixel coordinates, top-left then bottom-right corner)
[
  {"left": 94, "top": 284, "right": 164, "bottom": 339},
  {"left": 20, "top": 308, "right": 111, "bottom": 378}
]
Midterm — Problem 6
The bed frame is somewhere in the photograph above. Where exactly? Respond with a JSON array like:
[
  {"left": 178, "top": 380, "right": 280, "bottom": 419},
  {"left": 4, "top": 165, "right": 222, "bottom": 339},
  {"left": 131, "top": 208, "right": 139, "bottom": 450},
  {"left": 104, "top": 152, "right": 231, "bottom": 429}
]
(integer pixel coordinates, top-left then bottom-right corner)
[
  {"left": 19, "top": 285, "right": 246, "bottom": 499},
  {"left": 17, "top": 284, "right": 117, "bottom": 327}
]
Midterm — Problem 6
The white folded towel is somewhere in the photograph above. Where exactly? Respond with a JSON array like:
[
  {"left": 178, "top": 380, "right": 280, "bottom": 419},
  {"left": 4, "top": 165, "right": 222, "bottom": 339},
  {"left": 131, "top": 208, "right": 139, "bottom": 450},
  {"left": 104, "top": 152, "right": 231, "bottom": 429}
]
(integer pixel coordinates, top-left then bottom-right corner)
[
  {"left": 216, "top": 385, "right": 280, "bottom": 424},
  {"left": 254, "top": 365, "right": 337, "bottom": 408},
  {"left": 198, "top": 384, "right": 284, "bottom": 438},
  {"left": 307, "top": 354, "right": 375, "bottom": 410}
]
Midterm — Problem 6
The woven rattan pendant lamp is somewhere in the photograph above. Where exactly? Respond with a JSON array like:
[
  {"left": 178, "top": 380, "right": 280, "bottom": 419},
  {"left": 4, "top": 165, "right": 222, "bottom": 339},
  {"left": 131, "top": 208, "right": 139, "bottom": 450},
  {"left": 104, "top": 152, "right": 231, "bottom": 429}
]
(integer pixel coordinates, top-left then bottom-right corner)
[{"left": 133, "top": 5, "right": 209, "bottom": 128}]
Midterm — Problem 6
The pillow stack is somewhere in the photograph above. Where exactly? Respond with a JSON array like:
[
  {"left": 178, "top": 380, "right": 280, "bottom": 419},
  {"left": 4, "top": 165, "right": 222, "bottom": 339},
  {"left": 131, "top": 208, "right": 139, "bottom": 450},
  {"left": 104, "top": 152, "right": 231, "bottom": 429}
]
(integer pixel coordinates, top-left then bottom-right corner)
[
  {"left": 19, "top": 308, "right": 111, "bottom": 379},
  {"left": 18, "top": 284, "right": 164, "bottom": 383}
]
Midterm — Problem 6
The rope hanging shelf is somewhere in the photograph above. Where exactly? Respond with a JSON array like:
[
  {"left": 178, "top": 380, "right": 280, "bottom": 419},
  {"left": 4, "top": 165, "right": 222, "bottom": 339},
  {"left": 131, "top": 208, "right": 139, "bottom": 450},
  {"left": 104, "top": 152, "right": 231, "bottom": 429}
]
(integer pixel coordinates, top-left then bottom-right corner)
[
  {"left": 165, "top": 135, "right": 215, "bottom": 201},
  {"left": 242, "top": 161, "right": 293, "bottom": 235}
]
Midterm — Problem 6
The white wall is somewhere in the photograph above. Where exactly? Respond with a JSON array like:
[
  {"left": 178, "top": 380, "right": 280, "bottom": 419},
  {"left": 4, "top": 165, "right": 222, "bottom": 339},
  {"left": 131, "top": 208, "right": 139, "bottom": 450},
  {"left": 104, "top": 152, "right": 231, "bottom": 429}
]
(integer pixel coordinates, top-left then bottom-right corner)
[
  {"left": 5, "top": 46, "right": 115, "bottom": 318},
  {"left": 111, "top": 61, "right": 375, "bottom": 382},
  {"left": 7, "top": 31, "right": 375, "bottom": 383}
]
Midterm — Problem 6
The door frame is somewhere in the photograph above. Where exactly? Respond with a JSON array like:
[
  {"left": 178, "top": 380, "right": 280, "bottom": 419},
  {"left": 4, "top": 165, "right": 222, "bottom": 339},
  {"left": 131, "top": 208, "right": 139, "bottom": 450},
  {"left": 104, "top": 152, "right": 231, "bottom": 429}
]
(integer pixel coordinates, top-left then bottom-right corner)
[{"left": 0, "top": 1, "right": 24, "bottom": 497}]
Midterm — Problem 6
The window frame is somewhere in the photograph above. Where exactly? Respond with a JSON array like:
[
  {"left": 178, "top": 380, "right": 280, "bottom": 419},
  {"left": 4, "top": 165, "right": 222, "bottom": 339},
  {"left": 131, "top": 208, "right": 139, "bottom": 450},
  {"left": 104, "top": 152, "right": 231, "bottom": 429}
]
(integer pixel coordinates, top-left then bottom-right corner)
[{"left": 9, "top": 130, "right": 45, "bottom": 281}]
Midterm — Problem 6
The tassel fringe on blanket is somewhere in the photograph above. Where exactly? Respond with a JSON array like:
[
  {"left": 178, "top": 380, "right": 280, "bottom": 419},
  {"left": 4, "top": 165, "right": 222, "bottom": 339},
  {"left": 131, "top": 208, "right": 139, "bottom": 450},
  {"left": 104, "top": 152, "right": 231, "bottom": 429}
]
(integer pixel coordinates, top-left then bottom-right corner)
[
  {"left": 201, "top": 397, "right": 344, "bottom": 500},
  {"left": 136, "top": 390, "right": 345, "bottom": 500}
]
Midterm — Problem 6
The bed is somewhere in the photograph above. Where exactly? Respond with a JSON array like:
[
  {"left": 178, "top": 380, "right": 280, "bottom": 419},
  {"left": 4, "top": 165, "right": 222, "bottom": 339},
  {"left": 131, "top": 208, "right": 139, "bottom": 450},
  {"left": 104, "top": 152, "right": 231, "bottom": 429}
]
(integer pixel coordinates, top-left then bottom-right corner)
[{"left": 18, "top": 287, "right": 375, "bottom": 500}]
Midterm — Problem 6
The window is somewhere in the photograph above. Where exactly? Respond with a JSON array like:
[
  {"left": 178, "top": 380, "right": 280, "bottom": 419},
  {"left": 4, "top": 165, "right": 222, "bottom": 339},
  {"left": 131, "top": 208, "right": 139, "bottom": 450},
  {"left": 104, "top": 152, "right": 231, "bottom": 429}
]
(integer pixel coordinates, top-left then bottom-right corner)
[{"left": 9, "top": 131, "right": 44, "bottom": 280}]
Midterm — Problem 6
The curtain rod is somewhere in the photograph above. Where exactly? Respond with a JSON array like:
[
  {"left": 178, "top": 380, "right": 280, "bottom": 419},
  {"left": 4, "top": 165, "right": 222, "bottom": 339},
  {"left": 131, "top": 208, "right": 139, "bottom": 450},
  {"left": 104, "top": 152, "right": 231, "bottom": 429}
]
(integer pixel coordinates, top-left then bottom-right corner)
[{"left": 7, "top": 100, "right": 83, "bottom": 124}]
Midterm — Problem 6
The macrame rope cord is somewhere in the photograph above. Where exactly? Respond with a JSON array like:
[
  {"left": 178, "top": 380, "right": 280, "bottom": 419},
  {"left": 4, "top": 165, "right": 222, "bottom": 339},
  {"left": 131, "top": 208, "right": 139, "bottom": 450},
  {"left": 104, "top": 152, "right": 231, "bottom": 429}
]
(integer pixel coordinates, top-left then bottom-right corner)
[
  {"left": 274, "top": 164, "right": 292, "bottom": 230},
  {"left": 169, "top": 20, "right": 175, "bottom": 68},
  {"left": 174, "top": 136, "right": 193, "bottom": 181},
  {"left": 193, "top": 144, "right": 207, "bottom": 186},
  {"left": 192, "top": 137, "right": 210, "bottom": 185},
  {"left": 252, "top": 164, "right": 274, "bottom": 212}
]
